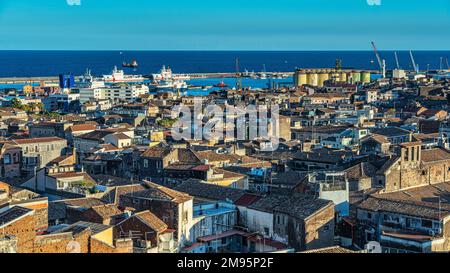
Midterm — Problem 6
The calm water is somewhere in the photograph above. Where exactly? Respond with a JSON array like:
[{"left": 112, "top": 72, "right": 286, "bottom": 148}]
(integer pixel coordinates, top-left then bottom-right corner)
[{"left": 0, "top": 51, "right": 449, "bottom": 77}]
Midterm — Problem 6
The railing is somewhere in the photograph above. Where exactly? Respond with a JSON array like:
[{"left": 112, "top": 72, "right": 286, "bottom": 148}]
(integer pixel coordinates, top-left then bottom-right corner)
[{"left": 321, "top": 183, "right": 347, "bottom": 192}]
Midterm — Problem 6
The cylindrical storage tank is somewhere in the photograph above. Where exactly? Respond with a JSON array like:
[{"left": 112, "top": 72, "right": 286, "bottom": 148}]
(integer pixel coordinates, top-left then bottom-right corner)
[
  {"left": 351, "top": 71, "right": 361, "bottom": 83},
  {"left": 307, "top": 72, "right": 318, "bottom": 86},
  {"left": 293, "top": 70, "right": 299, "bottom": 86},
  {"left": 331, "top": 71, "right": 340, "bottom": 82},
  {"left": 339, "top": 72, "right": 348, "bottom": 82},
  {"left": 318, "top": 70, "right": 329, "bottom": 87},
  {"left": 362, "top": 71, "right": 371, "bottom": 83},
  {"left": 298, "top": 70, "right": 308, "bottom": 86}
]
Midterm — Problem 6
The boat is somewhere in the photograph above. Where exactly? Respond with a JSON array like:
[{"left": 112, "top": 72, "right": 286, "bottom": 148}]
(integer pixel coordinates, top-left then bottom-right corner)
[
  {"left": 155, "top": 79, "right": 188, "bottom": 92},
  {"left": 151, "top": 65, "right": 190, "bottom": 82},
  {"left": 213, "top": 81, "right": 228, "bottom": 88},
  {"left": 79, "top": 69, "right": 106, "bottom": 88},
  {"left": 258, "top": 73, "right": 267, "bottom": 80},
  {"left": 102, "top": 66, "right": 145, "bottom": 83},
  {"left": 122, "top": 59, "right": 138, "bottom": 68}
]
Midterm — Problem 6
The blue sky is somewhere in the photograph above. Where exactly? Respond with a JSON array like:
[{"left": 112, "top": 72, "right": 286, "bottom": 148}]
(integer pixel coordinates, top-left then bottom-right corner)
[{"left": 0, "top": 0, "right": 449, "bottom": 50}]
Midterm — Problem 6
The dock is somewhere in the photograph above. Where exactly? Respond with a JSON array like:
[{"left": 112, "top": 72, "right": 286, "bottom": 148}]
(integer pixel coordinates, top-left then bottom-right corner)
[{"left": 0, "top": 72, "right": 295, "bottom": 85}]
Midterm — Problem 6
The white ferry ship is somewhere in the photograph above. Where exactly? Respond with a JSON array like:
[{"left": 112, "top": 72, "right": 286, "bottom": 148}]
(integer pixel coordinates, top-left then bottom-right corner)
[
  {"left": 102, "top": 66, "right": 145, "bottom": 83},
  {"left": 151, "top": 65, "right": 190, "bottom": 82}
]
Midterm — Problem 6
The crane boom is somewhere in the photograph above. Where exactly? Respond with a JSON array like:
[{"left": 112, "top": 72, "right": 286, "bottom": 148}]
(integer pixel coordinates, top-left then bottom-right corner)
[
  {"left": 235, "top": 57, "right": 242, "bottom": 90},
  {"left": 394, "top": 51, "right": 400, "bottom": 69},
  {"left": 371, "top": 41, "right": 383, "bottom": 72},
  {"left": 409, "top": 50, "right": 419, "bottom": 73}
]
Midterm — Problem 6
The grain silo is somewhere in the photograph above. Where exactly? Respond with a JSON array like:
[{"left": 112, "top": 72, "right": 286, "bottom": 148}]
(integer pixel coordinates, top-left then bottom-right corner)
[
  {"left": 307, "top": 71, "right": 319, "bottom": 86},
  {"left": 295, "top": 69, "right": 308, "bottom": 86},
  {"left": 339, "top": 71, "right": 348, "bottom": 83},
  {"left": 351, "top": 71, "right": 361, "bottom": 83},
  {"left": 318, "top": 70, "right": 329, "bottom": 87},
  {"left": 362, "top": 71, "right": 371, "bottom": 83}
]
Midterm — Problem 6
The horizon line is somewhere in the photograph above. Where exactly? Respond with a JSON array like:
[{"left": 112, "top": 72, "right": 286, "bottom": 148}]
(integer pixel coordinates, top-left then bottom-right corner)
[{"left": 1, "top": 49, "right": 450, "bottom": 52}]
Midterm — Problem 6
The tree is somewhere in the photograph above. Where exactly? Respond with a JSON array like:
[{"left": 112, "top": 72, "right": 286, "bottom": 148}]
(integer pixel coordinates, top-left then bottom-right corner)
[
  {"left": 10, "top": 98, "right": 22, "bottom": 109},
  {"left": 157, "top": 118, "right": 178, "bottom": 128}
]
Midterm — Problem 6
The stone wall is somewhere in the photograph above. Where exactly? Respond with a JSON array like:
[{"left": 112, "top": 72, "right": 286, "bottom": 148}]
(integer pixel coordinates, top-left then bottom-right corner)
[
  {"left": 33, "top": 230, "right": 90, "bottom": 253},
  {"left": 90, "top": 237, "right": 133, "bottom": 253},
  {"left": 0, "top": 236, "right": 18, "bottom": 253},
  {"left": 383, "top": 159, "right": 450, "bottom": 193},
  {"left": 0, "top": 214, "right": 36, "bottom": 253},
  {"left": 304, "top": 204, "right": 335, "bottom": 250}
]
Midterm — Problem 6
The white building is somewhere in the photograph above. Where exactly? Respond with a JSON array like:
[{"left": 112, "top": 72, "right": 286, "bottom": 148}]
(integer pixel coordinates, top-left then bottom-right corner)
[
  {"left": 79, "top": 83, "right": 149, "bottom": 103},
  {"left": 393, "top": 69, "right": 407, "bottom": 79}
]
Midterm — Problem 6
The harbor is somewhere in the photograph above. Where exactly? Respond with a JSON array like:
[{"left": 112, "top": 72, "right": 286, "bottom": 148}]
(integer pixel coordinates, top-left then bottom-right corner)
[{"left": 0, "top": 72, "right": 296, "bottom": 84}]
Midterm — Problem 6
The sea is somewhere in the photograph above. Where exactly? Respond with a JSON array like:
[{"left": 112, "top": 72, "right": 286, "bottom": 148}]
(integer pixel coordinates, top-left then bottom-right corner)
[{"left": 0, "top": 50, "right": 449, "bottom": 77}]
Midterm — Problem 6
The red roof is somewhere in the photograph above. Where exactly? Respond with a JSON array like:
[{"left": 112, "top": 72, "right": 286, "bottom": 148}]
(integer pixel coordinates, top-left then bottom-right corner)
[
  {"left": 198, "top": 230, "right": 247, "bottom": 242},
  {"left": 70, "top": 124, "right": 97, "bottom": 132},
  {"left": 234, "top": 193, "right": 262, "bottom": 206},
  {"left": 191, "top": 165, "right": 211, "bottom": 171},
  {"left": 12, "top": 137, "right": 65, "bottom": 144},
  {"left": 247, "top": 235, "right": 288, "bottom": 250},
  {"left": 183, "top": 242, "right": 205, "bottom": 252}
]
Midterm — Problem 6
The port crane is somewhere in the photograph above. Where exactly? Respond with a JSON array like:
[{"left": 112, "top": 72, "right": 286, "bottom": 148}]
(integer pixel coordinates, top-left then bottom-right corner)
[
  {"left": 235, "top": 57, "right": 242, "bottom": 90},
  {"left": 409, "top": 50, "right": 419, "bottom": 74},
  {"left": 394, "top": 51, "right": 400, "bottom": 69},
  {"left": 371, "top": 41, "right": 386, "bottom": 78}
]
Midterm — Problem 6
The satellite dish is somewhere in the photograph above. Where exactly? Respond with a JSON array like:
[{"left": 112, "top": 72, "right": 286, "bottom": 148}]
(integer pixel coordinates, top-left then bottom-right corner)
[
  {"left": 66, "top": 240, "right": 81, "bottom": 253},
  {"left": 365, "top": 241, "right": 382, "bottom": 253}
]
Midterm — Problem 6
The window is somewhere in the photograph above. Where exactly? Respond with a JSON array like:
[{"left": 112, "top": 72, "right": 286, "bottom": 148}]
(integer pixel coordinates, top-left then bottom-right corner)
[
  {"left": 422, "top": 219, "right": 432, "bottom": 228},
  {"left": 3, "top": 154, "right": 11, "bottom": 164},
  {"left": 143, "top": 159, "right": 149, "bottom": 168},
  {"left": 323, "top": 225, "right": 329, "bottom": 231},
  {"left": 367, "top": 212, "right": 372, "bottom": 219}
]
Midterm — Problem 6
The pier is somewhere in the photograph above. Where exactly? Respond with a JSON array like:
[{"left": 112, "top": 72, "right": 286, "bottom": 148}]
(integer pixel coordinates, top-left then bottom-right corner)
[{"left": 0, "top": 72, "right": 296, "bottom": 85}]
